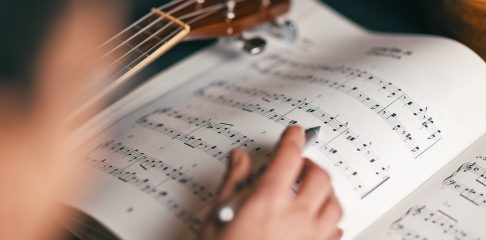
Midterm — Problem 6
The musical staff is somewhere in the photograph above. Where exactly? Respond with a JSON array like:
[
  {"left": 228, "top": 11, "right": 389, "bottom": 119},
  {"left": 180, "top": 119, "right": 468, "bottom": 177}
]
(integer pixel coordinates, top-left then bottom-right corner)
[
  {"left": 203, "top": 81, "right": 346, "bottom": 131},
  {"left": 93, "top": 140, "right": 214, "bottom": 201},
  {"left": 82, "top": 153, "right": 203, "bottom": 232},
  {"left": 83, "top": 106, "right": 287, "bottom": 233},
  {"left": 442, "top": 157, "right": 486, "bottom": 208},
  {"left": 136, "top": 117, "right": 228, "bottom": 161},
  {"left": 390, "top": 205, "right": 479, "bottom": 240},
  {"left": 195, "top": 88, "right": 300, "bottom": 126},
  {"left": 149, "top": 107, "right": 266, "bottom": 152},
  {"left": 196, "top": 81, "right": 390, "bottom": 198},
  {"left": 252, "top": 54, "right": 442, "bottom": 158},
  {"left": 199, "top": 82, "right": 390, "bottom": 175}
]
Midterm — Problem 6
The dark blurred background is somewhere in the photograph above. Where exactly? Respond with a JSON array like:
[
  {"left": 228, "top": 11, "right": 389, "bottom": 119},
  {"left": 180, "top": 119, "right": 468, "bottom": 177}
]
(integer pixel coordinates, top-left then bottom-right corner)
[
  {"left": 125, "top": 0, "right": 430, "bottom": 89},
  {"left": 0, "top": 0, "right": 428, "bottom": 96},
  {"left": 1, "top": 0, "right": 484, "bottom": 99}
]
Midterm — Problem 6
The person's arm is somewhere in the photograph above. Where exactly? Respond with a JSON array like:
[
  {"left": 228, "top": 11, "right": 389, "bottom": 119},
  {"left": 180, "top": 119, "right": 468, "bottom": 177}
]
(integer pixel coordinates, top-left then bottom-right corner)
[
  {"left": 203, "top": 125, "right": 343, "bottom": 240},
  {"left": 0, "top": 1, "right": 127, "bottom": 240}
]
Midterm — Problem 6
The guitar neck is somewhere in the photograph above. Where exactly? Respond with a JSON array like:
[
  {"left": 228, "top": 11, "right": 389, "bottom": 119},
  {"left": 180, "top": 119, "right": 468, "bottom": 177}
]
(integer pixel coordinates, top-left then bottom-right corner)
[
  {"left": 66, "top": 0, "right": 291, "bottom": 127},
  {"left": 88, "top": 0, "right": 290, "bottom": 94}
]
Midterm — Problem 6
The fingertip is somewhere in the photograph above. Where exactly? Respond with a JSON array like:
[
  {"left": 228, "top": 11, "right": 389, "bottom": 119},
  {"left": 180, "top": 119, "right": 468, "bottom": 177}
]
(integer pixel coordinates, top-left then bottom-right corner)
[
  {"left": 334, "top": 228, "right": 344, "bottom": 240},
  {"left": 283, "top": 125, "right": 305, "bottom": 140},
  {"left": 260, "top": 126, "right": 307, "bottom": 195},
  {"left": 223, "top": 149, "right": 242, "bottom": 182},
  {"left": 230, "top": 149, "right": 252, "bottom": 178},
  {"left": 230, "top": 147, "right": 244, "bottom": 159},
  {"left": 277, "top": 126, "right": 306, "bottom": 155},
  {"left": 326, "top": 227, "right": 344, "bottom": 240},
  {"left": 337, "top": 228, "right": 344, "bottom": 237},
  {"left": 230, "top": 148, "right": 251, "bottom": 169},
  {"left": 217, "top": 149, "right": 252, "bottom": 203},
  {"left": 229, "top": 148, "right": 243, "bottom": 167},
  {"left": 289, "top": 124, "right": 304, "bottom": 131},
  {"left": 331, "top": 228, "right": 344, "bottom": 240}
]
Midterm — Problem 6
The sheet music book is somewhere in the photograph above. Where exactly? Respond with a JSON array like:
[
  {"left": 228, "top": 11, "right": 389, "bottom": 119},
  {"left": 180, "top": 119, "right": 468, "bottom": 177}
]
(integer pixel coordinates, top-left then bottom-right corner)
[{"left": 61, "top": 0, "right": 486, "bottom": 239}]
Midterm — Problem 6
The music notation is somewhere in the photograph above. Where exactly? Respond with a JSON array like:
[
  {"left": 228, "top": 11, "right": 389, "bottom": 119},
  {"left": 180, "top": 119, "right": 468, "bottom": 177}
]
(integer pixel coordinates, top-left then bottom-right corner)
[
  {"left": 82, "top": 149, "right": 204, "bottom": 232},
  {"left": 136, "top": 117, "right": 229, "bottom": 161},
  {"left": 94, "top": 140, "right": 214, "bottom": 201},
  {"left": 195, "top": 89, "right": 300, "bottom": 127},
  {"left": 137, "top": 107, "right": 272, "bottom": 171},
  {"left": 390, "top": 205, "right": 480, "bottom": 240},
  {"left": 136, "top": 107, "right": 275, "bottom": 181},
  {"left": 149, "top": 107, "right": 266, "bottom": 152},
  {"left": 203, "top": 81, "right": 347, "bottom": 131},
  {"left": 201, "top": 81, "right": 389, "bottom": 172},
  {"left": 251, "top": 54, "right": 442, "bottom": 158},
  {"left": 442, "top": 156, "right": 486, "bottom": 208},
  {"left": 366, "top": 46, "right": 414, "bottom": 60},
  {"left": 81, "top": 108, "right": 278, "bottom": 234},
  {"left": 196, "top": 81, "right": 390, "bottom": 198}
]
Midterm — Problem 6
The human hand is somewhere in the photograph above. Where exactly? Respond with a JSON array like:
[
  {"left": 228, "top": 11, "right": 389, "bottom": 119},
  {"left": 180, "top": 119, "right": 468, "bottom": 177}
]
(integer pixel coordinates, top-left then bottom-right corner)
[{"left": 202, "top": 125, "right": 343, "bottom": 240}]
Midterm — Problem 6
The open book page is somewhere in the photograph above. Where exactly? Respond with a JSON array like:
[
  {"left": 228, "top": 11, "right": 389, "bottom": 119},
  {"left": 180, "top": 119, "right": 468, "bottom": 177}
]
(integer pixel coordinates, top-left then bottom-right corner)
[
  {"left": 356, "top": 134, "right": 486, "bottom": 240},
  {"left": 63, "top": 0, "right": 486, "bottom": 239}
]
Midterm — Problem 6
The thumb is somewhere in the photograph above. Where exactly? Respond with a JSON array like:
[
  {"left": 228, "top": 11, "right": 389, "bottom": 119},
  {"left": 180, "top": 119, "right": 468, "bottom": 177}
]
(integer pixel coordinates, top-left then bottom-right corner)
[{"left": 216, "top": 149, "right": 251, "bottom": 204}]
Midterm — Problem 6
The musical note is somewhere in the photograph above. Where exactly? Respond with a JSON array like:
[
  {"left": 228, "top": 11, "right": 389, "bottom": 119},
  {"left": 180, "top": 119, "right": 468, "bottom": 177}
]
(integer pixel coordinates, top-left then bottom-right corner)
[
  {"left": 197, "top": 81, "right": 390, "bottom": 198},
  {"left": 196, "top": 89, "right": 300, "bottom": 127},
  {"left": 81, "top": 154, "right": 203, "bottom": 232},
  {"left": 150, "top": 108, "right": 265, "bottom": 151},
  {"left": 203, "top": 81, "right": 346, "bottom": 131},
  {"left": 322, "top": 144, "right": 365, "bottom": 194},
  {"left": 442, "top": 159, "right": 486, "bottom": 208},
  {"left": 252, "top": 54, "right": 442, "bottom": 158},
  {"left": 389, "top": 205, "right": 479, "bottom": 240},
  {"left": 389, "top": 206, "right": 428, "bottom": 240},
  {"left": 93, "top": 140, "right": 214, "bottom": 201},
  {"left": 136, "top": 117, "right": 228, "bottom": 160}
]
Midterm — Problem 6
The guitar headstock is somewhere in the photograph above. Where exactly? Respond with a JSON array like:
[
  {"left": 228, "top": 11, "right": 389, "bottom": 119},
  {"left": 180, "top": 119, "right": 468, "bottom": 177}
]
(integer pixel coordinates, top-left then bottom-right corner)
[{"left": 160, "top": 0, "right": 291, "bottom": 39}]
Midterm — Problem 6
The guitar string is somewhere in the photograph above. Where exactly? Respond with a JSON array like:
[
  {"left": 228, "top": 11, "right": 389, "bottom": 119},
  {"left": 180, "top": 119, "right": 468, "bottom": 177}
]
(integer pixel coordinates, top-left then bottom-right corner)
[
  {"left": 110, "top": 0, "right": 245, "bottom": 76},
  {"left": 106, "top": 0, "right": 245, "bottom": 70},
  {"left": 107, "top": 20, "right": 180, "bottom": 69},
  {"left": 67, "top": 1, "right": 258, "bottom": 123},
  {"left": 111, "top": 4, "right": 226, "bottom": 78},
  {"left": 95, "top": 0, "right": 190, "bottom": 52},
  {"left": 111, "top": 26, "right": 183, "bottom": 76},
  {"left": 101, "top": 0, "right": 197, "bottom": 63}
]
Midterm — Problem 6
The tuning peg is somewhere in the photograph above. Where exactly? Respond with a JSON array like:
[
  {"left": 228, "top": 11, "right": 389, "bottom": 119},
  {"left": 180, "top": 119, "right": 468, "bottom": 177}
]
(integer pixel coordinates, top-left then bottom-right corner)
[
  {"left": 270, "top": 19, "right": 298, "bottom": 42},
  {"left": 237, "top": 35, "right": 266, "bottom": 55}
]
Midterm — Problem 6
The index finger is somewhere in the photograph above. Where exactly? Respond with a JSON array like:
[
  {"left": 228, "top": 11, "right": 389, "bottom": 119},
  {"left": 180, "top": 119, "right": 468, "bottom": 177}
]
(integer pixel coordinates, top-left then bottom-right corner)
[{"left": 259, "top": 125, "right": 305, "bottom": 195}]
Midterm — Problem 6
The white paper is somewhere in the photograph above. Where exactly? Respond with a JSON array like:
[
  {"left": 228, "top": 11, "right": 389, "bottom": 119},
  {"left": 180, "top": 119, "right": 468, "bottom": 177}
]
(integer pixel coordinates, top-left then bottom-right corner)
[
  {"left": 357, "top": 134, "right": 486, "bottom": 240},
  {"left": 63, "top": 0, "right": 486, "bottom": 239}
]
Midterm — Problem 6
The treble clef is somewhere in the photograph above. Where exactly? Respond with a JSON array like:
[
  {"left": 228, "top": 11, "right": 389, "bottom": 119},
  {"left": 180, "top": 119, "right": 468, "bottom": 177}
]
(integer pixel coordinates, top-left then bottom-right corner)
[{"left": 442, "top": 162, "right": 476, "bottom": 186}]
